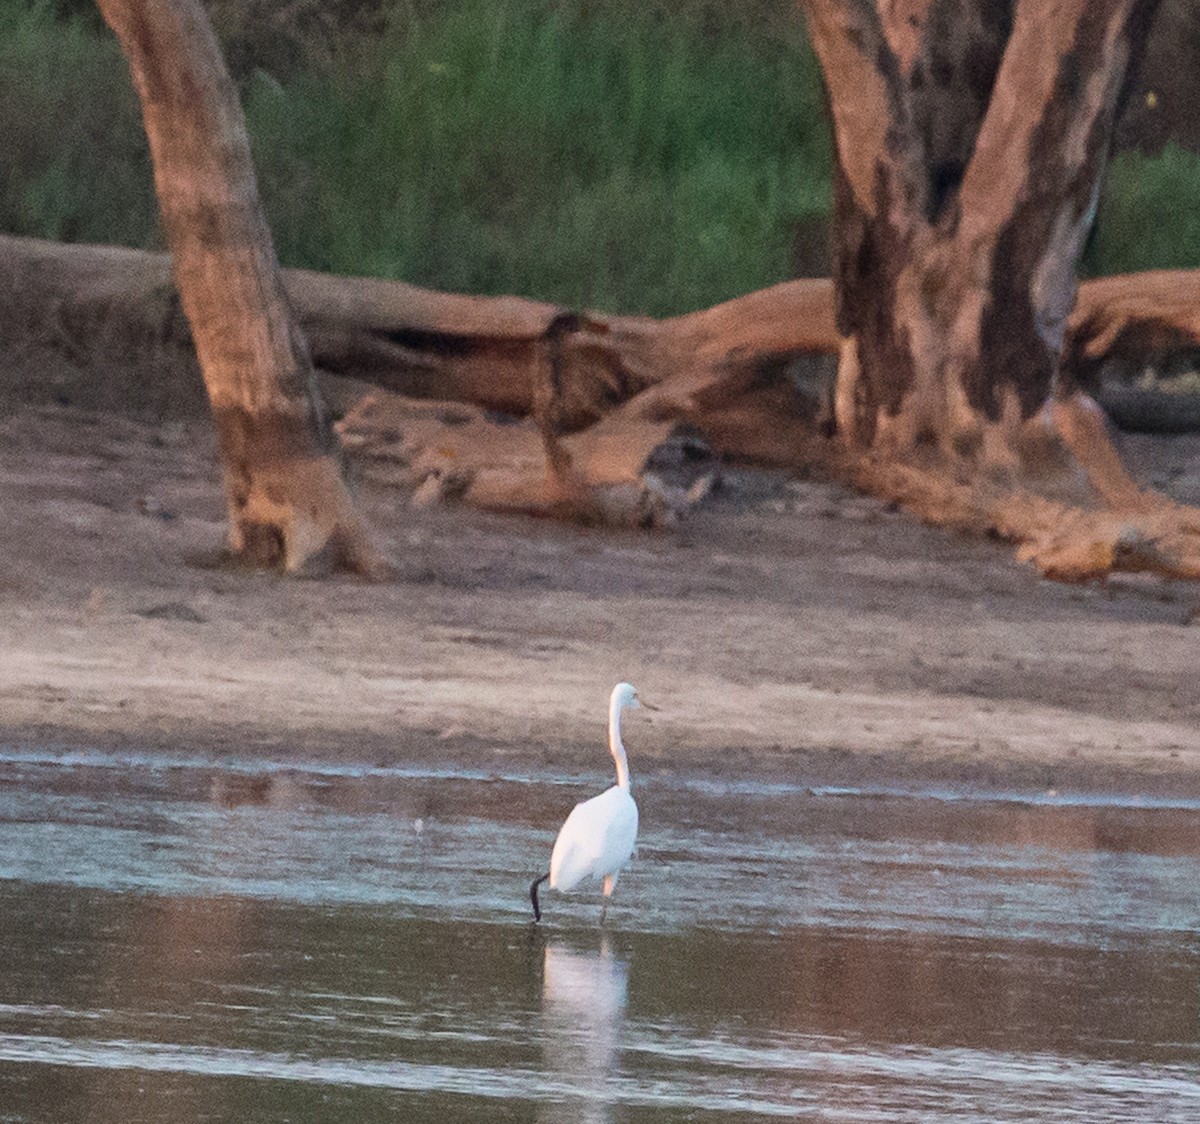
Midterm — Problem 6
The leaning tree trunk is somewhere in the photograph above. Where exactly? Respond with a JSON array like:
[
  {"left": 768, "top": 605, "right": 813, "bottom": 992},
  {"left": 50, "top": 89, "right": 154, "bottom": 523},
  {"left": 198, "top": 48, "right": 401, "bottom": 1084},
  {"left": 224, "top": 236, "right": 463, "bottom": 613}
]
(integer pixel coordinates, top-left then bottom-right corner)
[
  {"left": 95, "top": 0, "right": 387, "bottom": 575},
  {"left": 804, "top": 0, "right": 1160, "bottom": 473}
]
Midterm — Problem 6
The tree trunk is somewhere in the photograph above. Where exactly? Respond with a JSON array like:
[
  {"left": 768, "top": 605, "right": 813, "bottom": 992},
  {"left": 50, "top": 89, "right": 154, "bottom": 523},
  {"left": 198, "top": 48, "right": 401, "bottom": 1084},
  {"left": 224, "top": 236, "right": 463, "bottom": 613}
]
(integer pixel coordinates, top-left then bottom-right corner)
[
  {"left": 94, "top": 0, "right": 386, "bottom": 576},
  {"left": 795, "top": 0, "right": 1200, "bottom": 578},
  {"left": 804, "top": 0, "right": 1161, "bottom": 461}
]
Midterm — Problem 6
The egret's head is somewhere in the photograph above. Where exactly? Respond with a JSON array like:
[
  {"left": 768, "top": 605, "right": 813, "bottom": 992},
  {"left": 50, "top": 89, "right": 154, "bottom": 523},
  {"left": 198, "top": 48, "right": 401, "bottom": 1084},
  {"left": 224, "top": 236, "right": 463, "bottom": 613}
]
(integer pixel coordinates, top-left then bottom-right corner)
[{"left": 611, "top": 682, "right": 641, "bottom": 710}]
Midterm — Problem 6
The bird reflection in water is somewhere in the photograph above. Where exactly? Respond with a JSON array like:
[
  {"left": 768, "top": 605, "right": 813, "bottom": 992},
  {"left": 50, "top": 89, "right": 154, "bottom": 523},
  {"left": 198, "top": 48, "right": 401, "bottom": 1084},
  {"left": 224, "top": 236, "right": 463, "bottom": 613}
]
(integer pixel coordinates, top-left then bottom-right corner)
[{"left": 538, "top": 938, "right": 629, "bottom": 1123}]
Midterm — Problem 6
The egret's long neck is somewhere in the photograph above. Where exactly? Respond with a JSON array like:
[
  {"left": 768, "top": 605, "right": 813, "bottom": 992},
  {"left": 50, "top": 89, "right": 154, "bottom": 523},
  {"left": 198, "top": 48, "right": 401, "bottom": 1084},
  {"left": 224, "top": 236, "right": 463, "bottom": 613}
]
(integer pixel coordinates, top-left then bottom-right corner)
[{"left": 608, "top": 698, "right": 631, "bottom": 789}]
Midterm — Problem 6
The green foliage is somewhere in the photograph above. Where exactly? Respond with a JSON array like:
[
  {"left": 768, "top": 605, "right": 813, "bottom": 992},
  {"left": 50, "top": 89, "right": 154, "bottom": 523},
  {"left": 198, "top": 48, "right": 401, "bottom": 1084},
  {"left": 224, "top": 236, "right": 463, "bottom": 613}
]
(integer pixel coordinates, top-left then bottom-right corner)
[
  {"left": 0, "top": 1, "right": 156, "bottom": 245},
  {"left": 0, "top": 0, "right": 828, "bottom": 316},
  {"left": 10, "top": 0, "right": 1199, "bottom": 317},
  {"left": 1085, "top": 143, "right": 1200, "bottom": 277},
  {"left": 246, "top": 0, "right": 831, "bottom": 314}
]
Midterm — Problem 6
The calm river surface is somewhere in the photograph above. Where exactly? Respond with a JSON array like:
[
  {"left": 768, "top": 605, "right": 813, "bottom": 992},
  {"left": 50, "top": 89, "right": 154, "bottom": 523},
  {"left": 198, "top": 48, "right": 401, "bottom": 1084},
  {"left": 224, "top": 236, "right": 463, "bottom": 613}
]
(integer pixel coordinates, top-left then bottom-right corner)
[{"left": 0, "top": 748, "right": 1196, "bottom": 1122}]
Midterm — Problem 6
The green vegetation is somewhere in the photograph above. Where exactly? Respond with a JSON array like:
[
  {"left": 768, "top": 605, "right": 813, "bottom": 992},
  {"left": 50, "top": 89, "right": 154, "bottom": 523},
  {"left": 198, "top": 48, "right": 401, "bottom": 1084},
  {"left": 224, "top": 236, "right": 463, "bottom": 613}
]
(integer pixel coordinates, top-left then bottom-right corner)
[
  {"left": 1, "top": 0, "right": 1198, "bottom": 318},
  {"left": 0, "top": 0, "right": 828, "bottom": 316},
  {"left": 0, "top": 1, "right": 155, "bottom": 246},
  {"left": 1084, "top": 143, "right": 1200, "bottom": 277},
  {"left": 246, "top": 1, "right": 832, "bottom": 314}
]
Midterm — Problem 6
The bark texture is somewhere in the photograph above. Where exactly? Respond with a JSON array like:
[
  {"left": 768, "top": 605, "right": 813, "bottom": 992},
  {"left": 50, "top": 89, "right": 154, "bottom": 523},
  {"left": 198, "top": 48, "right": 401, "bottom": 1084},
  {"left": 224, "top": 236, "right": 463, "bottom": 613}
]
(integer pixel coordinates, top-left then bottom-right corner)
[
  {"left": 794, "top": 0, "right": 1200, "bottom": 579},
  {"left": 94, "top": 0, "right": 385, "bottom": 575},
  {"left": 803, "top": 0, "right": 1161, "bottom": 459}
]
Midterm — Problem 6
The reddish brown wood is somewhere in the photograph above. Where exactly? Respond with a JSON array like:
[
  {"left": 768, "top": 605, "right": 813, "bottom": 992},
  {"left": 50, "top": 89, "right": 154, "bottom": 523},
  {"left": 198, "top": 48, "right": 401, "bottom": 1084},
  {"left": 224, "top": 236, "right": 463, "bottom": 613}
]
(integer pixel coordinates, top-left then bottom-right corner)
[
  {"left": 801, "top": 0, "right": 1162, "bottom": 453},
  {"left": 94, "top": 0, "right": 385, "bottom": 575}
]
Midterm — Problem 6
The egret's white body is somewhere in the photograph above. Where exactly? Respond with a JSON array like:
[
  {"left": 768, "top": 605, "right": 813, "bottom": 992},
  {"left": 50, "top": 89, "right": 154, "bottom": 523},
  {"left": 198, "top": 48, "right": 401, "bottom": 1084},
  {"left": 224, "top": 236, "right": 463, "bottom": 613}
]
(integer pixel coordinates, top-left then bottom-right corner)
[
  {"left": 531, "top": 682, "right": 649, "bottom": 921},
  {"left": 549, "top": 783, "right": 639, "bottom": 894}
]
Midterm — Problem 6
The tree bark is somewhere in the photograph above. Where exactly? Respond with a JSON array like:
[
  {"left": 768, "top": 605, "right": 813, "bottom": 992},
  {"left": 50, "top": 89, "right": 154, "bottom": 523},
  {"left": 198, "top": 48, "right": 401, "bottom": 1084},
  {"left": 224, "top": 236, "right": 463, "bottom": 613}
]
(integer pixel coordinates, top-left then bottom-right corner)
[
  {"left": 792, "top": 0, "right": 1200, "bottom": 579},
  {"left": 94, "top": 0, "right": 386, "bottom": 576},
  {"left": 802, "top": 0, "right": 1162, "bottom": 462}
]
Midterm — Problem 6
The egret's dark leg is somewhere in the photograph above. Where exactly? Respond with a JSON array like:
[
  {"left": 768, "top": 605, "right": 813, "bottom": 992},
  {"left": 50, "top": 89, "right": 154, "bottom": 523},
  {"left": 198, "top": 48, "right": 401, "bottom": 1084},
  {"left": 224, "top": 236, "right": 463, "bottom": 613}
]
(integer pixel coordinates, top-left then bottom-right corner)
[{"left": 530, "top": 873, "right": 550, "bottom": 922}]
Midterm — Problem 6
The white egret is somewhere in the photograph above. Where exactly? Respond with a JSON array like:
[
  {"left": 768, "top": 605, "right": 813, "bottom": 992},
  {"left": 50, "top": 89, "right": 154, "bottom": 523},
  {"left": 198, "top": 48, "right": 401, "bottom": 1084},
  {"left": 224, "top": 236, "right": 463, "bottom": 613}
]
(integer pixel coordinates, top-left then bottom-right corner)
[{"left": 530, "top": 682, "right": 653, "bottom": 922}]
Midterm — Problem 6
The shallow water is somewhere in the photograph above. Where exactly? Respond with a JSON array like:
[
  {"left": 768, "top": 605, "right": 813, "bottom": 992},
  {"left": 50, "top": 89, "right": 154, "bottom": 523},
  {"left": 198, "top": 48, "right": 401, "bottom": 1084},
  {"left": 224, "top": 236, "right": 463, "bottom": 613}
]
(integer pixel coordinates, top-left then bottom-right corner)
[{"left": 0, "top": 749, "right": 1196, "bottom": 1121}]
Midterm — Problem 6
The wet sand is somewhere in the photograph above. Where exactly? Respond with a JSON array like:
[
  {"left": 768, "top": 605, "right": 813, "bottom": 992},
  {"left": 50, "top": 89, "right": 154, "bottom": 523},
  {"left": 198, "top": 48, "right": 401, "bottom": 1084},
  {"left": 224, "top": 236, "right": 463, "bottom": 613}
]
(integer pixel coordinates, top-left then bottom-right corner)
[{"left": 2, "top": 400, "right": 1200, "bottom": 797}]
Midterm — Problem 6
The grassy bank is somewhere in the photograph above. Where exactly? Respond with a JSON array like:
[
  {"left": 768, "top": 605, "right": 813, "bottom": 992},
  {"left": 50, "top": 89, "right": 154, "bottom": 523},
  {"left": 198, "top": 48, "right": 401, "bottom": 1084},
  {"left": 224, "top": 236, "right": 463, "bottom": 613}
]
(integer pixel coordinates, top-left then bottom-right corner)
[
  {"left": 1, "top": 0, "right": 1196, "bottom": 317},
  {"left": 1, "top": 0, "right": 828, "bottom": 316},
  {"left": 1083, "top": 143, "right": 1200, "bottom": 278}
]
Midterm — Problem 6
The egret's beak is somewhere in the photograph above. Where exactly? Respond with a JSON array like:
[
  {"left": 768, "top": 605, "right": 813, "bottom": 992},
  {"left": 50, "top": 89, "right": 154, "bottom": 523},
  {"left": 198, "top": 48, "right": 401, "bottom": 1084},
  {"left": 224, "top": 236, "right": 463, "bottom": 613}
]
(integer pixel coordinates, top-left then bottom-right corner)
[{"left": 639, "top": 698, "right": 660, "bottom": 712}]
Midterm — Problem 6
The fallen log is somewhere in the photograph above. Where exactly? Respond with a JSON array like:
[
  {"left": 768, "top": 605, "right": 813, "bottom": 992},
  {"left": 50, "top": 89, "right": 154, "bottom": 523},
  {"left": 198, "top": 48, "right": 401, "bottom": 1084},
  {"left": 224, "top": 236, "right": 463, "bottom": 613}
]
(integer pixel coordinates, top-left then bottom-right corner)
[
  {"left": 7, "top": 234, "right": 1200, "bottom": 427},
  {"left": 9, "top": 233, "right": 1200, "bottom": 431},
  {"left": 0, "top": 233, "right": 832, "bottom": 522},
  {"left": 1064, "top": 269, "right": 1200, "bottom": 390},
  {"left": 5, "top": 233, "right": 1200, "bottom": 566},
  {"left": 0, "top": 233, "right": 832, "bottom": 457}
]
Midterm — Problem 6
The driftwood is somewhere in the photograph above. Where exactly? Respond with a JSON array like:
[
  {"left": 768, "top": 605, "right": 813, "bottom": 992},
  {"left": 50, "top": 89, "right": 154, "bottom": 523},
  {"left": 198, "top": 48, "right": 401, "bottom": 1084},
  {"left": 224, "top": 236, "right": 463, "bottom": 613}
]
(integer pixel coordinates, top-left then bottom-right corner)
[
  {"left": 1065, "top": 270, "right": 1200, "bottom": 388},
  {"left": 0, "top": 233, "right": 823, "bottom": 435},
  {"left": 0, "top": 234, "right": 835, "bottom": 524},
  {"left": 7, "top": 234, "right": 1200, "bottom": 425},
  {"left": 339, "top": 395, "right": 718, "bottom": 526},
  {"left": 5, "top": 233, "right": 1200, "bottom": 569}
]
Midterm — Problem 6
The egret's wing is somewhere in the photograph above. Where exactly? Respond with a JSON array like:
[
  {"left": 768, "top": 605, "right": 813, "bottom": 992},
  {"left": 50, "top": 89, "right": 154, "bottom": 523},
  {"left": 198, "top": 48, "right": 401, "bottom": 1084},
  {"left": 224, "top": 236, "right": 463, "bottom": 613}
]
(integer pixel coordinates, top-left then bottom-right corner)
[
  {"left": 550, "top": 787, "right": 638, "bottom": 892},
  {"left": 594, "top": 793, "right": 638, "bottom": 880},
  {"left": 549, "top": 797, "right": 607, "bottom": 891}
]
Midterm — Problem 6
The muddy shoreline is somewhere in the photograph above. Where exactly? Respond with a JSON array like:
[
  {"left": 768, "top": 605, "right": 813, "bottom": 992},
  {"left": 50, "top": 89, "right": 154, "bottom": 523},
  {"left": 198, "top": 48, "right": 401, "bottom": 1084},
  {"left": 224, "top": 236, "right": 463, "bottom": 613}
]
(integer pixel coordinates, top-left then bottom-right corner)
[
  {"left": 6, "top": 722, "right": 1200, "bottom": 804},
  {"left": 3, "top": 392, "right": 1200, "bottom": 801}
]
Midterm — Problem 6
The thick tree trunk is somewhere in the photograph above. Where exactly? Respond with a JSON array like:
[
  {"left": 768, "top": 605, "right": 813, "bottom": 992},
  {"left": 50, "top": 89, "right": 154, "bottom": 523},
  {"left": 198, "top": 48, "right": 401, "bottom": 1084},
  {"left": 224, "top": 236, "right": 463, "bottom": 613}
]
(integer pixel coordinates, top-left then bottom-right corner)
[
  {"left": 804, "top": 0, "right": 1161, "bottom": 462},
  {"left": 94, "top": 0, "right": 386, "bottom": 575},
  {"left": 794, "top": 0, "right": 1200, "bottom": 578}
]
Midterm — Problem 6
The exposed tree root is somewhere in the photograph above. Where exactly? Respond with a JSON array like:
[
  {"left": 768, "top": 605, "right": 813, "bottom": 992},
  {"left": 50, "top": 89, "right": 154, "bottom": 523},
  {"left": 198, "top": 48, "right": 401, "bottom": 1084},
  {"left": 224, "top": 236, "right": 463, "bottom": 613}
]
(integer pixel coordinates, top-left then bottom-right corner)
[
  {"left": 846, "top": 385, "right": 1200, "bottom": 583},
  {"left": 1003, "top": 499, "right": 1200, "bottom": 583},
  {"left": 1049, "top": 393, "right": 1155, "bottom": 512},
  {"left": 849, "top": 445, "right": 1200, "bottom": 583},
  {"left": 220, "top": 451, "right": 395, "bottom": 579}
]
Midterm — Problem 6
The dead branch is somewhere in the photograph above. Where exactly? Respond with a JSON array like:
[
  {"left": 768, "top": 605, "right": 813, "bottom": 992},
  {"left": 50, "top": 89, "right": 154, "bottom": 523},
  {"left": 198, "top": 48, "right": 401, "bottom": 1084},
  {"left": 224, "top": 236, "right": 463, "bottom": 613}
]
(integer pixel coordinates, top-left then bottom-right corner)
[
  {"left": 6, "top": 233, "right": 1200, "bottom": 565},
  {"left": 9, "top": 233, "right": 1200, "bottom": 433}
]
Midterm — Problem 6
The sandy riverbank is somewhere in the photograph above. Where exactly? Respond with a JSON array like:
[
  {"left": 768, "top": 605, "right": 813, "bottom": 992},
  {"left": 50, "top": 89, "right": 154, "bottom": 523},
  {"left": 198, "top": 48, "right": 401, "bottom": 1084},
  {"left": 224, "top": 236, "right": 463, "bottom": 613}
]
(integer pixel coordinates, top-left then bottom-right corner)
[{"left": 2, "top": 375, "right": 1199, "bottom": 797}]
